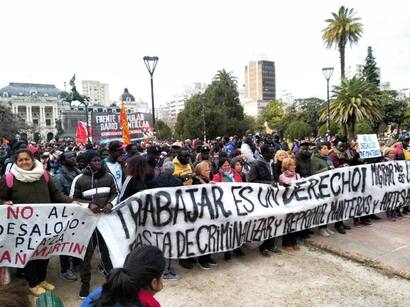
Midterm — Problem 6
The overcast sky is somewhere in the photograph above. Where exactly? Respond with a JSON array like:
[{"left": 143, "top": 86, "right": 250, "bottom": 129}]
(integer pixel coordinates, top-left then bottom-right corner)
[{"left": 0, "top": 0, "right": 409, "bottom": 105}]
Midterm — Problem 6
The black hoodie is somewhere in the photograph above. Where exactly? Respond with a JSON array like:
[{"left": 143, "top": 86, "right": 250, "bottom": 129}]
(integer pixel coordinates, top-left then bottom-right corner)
[{"left": 70, "top": 166, "right": 118, "bottom": 208}]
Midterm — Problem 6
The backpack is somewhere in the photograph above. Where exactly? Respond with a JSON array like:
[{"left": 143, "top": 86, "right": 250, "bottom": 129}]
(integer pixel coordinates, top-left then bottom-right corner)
[{"left": 5, "top": 171, "right": 49, "bottom": 189}]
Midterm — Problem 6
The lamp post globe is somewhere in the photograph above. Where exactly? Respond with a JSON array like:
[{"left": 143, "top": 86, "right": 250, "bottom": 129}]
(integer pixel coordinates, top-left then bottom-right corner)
[
  {"left": 143, "top": 56, "right": 159, "bottom": 130},
  {"left": 322, "top": 67, "right": 334, "bottom": 134}
]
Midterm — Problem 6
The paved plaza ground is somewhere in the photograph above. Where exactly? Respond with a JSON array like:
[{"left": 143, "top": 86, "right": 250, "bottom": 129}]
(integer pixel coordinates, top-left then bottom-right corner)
[{"left": 11, "top": 214, "right": 410, "bottom": 306}]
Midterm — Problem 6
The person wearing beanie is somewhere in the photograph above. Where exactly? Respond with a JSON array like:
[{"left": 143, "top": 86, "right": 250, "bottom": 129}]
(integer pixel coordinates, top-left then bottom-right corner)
[{"left": 70, "top": 150, "right": 118, "bottom": 299}]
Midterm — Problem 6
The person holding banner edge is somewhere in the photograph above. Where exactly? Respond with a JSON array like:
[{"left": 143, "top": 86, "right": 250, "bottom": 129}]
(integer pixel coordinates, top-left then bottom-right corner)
[
  {"left": 70, "top": 150, "right": 118, "bottom": 299},
  {"left": 0, "top": 148, "right": 73, "bottom": 296}
]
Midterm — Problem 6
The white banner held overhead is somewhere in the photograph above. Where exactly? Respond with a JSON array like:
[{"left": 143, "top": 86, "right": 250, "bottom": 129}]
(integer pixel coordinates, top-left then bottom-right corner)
[
  {"left": 0, "top": 204, "right": 97, "bottom": 268},
  {"left": 98, "top": 161, "right": 410, "bottom": 267}
]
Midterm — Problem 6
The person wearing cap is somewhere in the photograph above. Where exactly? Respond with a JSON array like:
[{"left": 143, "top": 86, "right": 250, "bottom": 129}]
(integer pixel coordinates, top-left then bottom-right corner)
[
  {"left": 70, "top": 150, "right": 118, "bottom": 299},
  {"left": 194, "top": 145, "right": 211, "bottom": 166},
  {"left": 104, "top": 141, "right": 124, "bottom": 192},
  {"left": 173, "top": 147, "right": 193, "bottom": 186},
  {"left": 167, "top": 141, "right": 183, "bottom": 162}
]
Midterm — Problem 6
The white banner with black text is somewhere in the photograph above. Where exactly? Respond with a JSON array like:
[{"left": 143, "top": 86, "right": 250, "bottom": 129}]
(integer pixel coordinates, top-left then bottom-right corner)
[
  {"left": 0, "top": 204, "right": 98, "bottom": 268},
  {"left": 98, "top": 161, "right": 410, "bottom": 267}
]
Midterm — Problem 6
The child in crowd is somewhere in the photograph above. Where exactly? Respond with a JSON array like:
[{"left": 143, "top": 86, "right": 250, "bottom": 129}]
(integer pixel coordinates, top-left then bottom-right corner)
[
  {"left": 82, "top": 245, "right": 165, "bottom": 307},
  {"left": 279, "top": 158, "right": 301, "bottom": 251}
]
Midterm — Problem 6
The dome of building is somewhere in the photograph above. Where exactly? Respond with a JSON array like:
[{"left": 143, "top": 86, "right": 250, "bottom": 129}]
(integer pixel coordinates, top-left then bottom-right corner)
[{"left": 120, "top": 88, "right": 135, "bottom": 102}]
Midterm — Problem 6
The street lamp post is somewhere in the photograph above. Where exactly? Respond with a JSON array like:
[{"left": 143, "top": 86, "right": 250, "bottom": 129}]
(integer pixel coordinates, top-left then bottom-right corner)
[
  {"left": 143, "top": 56, "right": 159, "bottom": 129},
  {"left": 201, "top": 97, "right": 206, "bottom": 143},
  {"left": 322, "top": 67, "right": 334, "bottom": 133}
]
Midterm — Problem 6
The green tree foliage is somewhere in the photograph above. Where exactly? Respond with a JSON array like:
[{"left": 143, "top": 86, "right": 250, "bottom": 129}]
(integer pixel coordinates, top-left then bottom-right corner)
[
  {"left": 401, "top": 99, "right": 410, "bottom": 129},
  {"left": 175, "top": 70, "right": 252, "bottom": 139},
  {"left": 322, "top": 76, "right": 381, "bottom": 140},
  {"left": 355, "top": 119, "right": 374, "bottom": 135},
  {"left": 318, "top": 122, "right": 340, "bottom": 137},
  {"left": 0, "top": 105, "right": 29, "bottom": 139},
  {"left": 362, "top": 46, "right": 380, "bottom": 88},
  {"left": 294, "top": 98, "right": 325, "bottom": 136},
  {"left": 322, "top": 6, "right": 363, "bottom": 79},
  {"left": 369, "top": 90, "right": 407, "bottom": 134},
  {"left": 156, "top": 119, "right": 172, "bottom": 140},
  {"left": 284, "top": 121, "right": 312, "bottom": 140},
  {"left": 256, "top": 100, "right": 286, "bottom": 131}
]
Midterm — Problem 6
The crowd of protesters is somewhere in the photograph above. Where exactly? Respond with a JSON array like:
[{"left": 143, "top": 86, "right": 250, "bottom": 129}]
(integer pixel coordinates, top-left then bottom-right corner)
[{"left": 0, "top": 131, "right": 410, "bottom": 304}]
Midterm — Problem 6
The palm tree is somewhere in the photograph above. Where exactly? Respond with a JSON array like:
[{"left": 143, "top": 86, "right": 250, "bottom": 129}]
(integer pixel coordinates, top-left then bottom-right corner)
[
  {"left": 322, "top": 6, "right": 364, "bottom": 79},
  {"left": 213, "top": 69, "right": 238, "bottom": 89},
  {"left": 322, "top": 76, "right": 382, "bottom": 140}
]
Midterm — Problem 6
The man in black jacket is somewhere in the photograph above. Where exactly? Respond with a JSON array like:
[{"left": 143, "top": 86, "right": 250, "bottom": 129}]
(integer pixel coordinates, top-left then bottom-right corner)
[
  {"left": 248, "top": 144, "right": 281, "bottom": 256},
  {"left": 70, "top": 151, "right": 118, "bottom": 299}
]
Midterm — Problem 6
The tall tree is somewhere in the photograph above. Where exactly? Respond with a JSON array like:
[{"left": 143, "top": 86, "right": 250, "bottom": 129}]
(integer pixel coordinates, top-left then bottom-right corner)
[
  {"left": 0, "top": 105, "right": 30, "bottom": 139},
  {"left": 323, "top": 76, "right": 381, "bottom": 140},
  {"left": 156, "top": 119, "right": 172, "bottom": 140},
  {"left": 322, "top": 6, "right": 364, "bottom": 79},
  {"left": 294, "top": 98, "right": 325, "bottom": 136},
  {"left": 175, "top": 70, "right": 251, "bottom": 139},
  {"left": 256, "top": 100, "right": 286, "bottom": 132},
  {"left": 362, "top": 46, "right": 380, "bottom": 88}
]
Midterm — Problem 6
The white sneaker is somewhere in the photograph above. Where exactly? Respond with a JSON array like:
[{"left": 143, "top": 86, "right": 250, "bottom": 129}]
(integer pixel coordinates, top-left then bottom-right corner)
[
  {"left": 319, "top": 228, "right": 330, "bottom": 237},
  {"left": 326, "top": 228, "right": 335, "bottom": 235}
]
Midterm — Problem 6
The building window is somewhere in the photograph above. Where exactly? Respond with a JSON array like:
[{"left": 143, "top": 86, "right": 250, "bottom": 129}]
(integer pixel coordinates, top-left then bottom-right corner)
[
  {"left": 32, "top": 106, "right": 40, "bottom": 118},
  {"left": 45, "top": 106, "right": 53, "bottom": 117},
  {"left": 46, "top": 119, "right": 52, "bottom": 126},
  {"left": 33, "top": 119, "right": 39, "bottom": 126}
]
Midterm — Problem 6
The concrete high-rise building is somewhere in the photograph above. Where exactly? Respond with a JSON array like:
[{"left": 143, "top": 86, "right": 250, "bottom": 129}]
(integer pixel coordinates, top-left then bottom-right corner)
[
  {"left": 243, "top": 60, "right": 276, "bottom": 116},
  {"left": 81, "top": 80, "right": 110, "bottom": 106},
  {"left": 167, "top": 82, "right": 208, "bottom": 126}
]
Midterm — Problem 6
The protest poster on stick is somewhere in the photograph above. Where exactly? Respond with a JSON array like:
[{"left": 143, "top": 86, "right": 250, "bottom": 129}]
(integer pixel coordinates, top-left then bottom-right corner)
[
  {"left": 0, "top": 204, "right": 98, "bottom": 268},
  {"left": 98, "top": 161, "right": 410, "bottom": 267},
  {"left": 357, "top": 134, "right": 381, "bottom": 159}
]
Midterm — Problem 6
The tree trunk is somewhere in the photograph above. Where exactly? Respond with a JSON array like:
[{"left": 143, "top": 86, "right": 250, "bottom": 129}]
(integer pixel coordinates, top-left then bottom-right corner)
[
  {"left": 348, "top": 117, "right": 356, "bottom": 141},
  {"left": 342, "top": 123, "right": 348, "bottom": 138},
  {"left": 339, "top": 42, "right": 346, "bottom": 80}
]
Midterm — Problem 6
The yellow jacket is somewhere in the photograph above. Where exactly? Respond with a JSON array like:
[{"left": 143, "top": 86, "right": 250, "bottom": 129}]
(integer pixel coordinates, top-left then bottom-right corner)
[{"left": 172, "top": 157, "right": 193, "bottom": 185}]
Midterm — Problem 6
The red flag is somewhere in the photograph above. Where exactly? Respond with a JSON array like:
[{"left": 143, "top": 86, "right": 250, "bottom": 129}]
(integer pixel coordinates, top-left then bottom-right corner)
[
  {"left": 76, "top": 121, "right": 88, "bottom": 144},
  {"left": 120, "top": 101, "right": 130, "bottom": 144}
]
